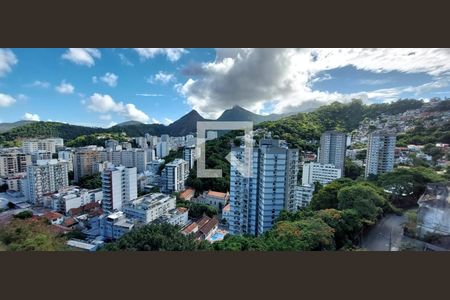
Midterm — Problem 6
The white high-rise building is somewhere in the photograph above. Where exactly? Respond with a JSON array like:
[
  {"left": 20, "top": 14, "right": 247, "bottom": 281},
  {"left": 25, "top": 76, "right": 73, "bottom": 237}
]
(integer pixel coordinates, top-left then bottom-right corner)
[
  {"left": 161, "top": 159, "right": 188, "bottom": 193},
  {"left": 183, "top": 146, "right": 196, "bottom": 170},
  {"left": 101, "top": 165, "right": 137, "bottom": 212},
  {"left": 302, "top": 162, "right": 342, "bottom": 186},
  {"left": 319, "top": 131, "right": 347, "bottom": 173},
  {"left": 229, "top": 139, "right": 299, "bottom": 236},
  {"left": 22, "top": 138, "right": 63, "bottom": 154},
  {"left": 156, "top": 141, "right": 169, "bottom": 158},
  {"left": 365, "top": 133, "right": 396, "bottom": 178},
  {"left": 58, "top": 150, "right": 74, "bottom": 171},
  {"left": 25, "top": 159, "right": 69, "bottom": 204}
]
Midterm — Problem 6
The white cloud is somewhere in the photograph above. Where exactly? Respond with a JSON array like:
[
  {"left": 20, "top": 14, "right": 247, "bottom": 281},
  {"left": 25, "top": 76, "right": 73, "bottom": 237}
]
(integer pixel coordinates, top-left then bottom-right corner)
[
  {"left": 107, "top": 121, "right": 118, "bottom": 127},
  {"left": 179, "top": 48, "right": 450, "bottom": 117},
  {"left": 23, "top": 112, "right": 40, "bottom": 121},
  {"left": 0, "top": 93, "right": 16, "bottom": 107},
  {"left": 28, "top": 80, "right": 50, "bottom": 88},
  {"left": 148, "top": 71, "right": 175, "bottom": 84},
  {"left": 134, "top": 48, "right": 187, "bottom": 62},
  {"left": 55, "top": 81, "right": 75, "bottom": 94},
  {"left": 100, "top": 72, "right": 118, "bottom": 87},
  {"left": 163, "top": 118, "right": 173, "bottom": 125},
  {"left": 151, "top": 118, "right": 160, "bottom": 124},
  {"left": 0, "top": 49, "right": 18, "bottom": 77},
  {"left": 62, "top": 48, "right": 101, "bottom": 67},
  {"left": 86, "top": 93, "right": 150, "bottom": 123},
  {"left": 93, "top": 73, "right": 119, "bottom": 87},
  {"left": 136, "top": 93, "right": 164, "bottom": 97}
]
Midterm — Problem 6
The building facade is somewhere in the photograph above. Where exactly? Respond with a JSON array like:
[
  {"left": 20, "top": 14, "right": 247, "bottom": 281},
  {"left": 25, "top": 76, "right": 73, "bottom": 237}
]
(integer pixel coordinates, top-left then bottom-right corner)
[
  {"left": 161, "top": 159, "right": 188, "bottom": 193},
  {"left": 365, "top": 133, "right": 396, "bottom": 178},
  {"left": 101, "top": 165, "right": 137, "bottom": 212},
  {"left": 229, "top": 139, "right": 299, "bottom": 236},
  {"left": 123, "top": 193, "right": 176, "bottom": 224},
  {"left": 302, "top": 162, "right": 342, "bottom": 186},
  {"left": 319, "top": 131, "right": 347, "bottom": 173},
  {"left": 24, "top": 159, "right": 69, "bottom": 204}
]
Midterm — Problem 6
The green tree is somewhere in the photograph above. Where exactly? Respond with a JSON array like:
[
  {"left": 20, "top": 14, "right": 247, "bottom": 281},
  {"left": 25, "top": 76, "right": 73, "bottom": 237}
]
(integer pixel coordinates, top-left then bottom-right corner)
[
  {"left": 102, "top": 223, "right": 210, "bottom": 251},
  {"left": 337, "top": 184, "right": 385, "bottom": 223}
]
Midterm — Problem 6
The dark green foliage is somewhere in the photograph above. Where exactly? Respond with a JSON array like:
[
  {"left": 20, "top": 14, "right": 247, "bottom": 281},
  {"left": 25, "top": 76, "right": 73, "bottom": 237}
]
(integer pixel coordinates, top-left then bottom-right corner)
[
  {"left": 102, "top": 223, "right": 210, "bottom": 251},
  {"left": 185, "top": 132, "right": 238, "bottom": 193},
  {"left": 337, "top": 185, "right": 385, "bottom": 223},
  {"left": 77, "top": 173, "right": 102, "bottom": 189},
  {"left": 13, "top": 210, "right": 33, "bottom": 219},
  {"left": 0, "top": 218, "right": 68, "bottom": 251},
  {"left": 344, "top": 159, "right": 364, "bottom": 180},
  {"left": 310, "top": 178, "right": 353, "bottom": 210},
  {"left": 176, "top": 200, "right": 218, "bottom": 218},
  {"left": 377, "top": 167, "right": 445, "bottom": 208},
  {"left": 257, "top": 99, "right": 424, "bottom": 149}
]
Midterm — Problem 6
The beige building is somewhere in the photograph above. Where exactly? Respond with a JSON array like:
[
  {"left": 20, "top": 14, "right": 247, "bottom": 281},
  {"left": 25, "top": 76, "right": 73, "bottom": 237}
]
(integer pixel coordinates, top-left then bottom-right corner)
[{"left": 0, "top": 152, "right": 31, "bottom": 177}]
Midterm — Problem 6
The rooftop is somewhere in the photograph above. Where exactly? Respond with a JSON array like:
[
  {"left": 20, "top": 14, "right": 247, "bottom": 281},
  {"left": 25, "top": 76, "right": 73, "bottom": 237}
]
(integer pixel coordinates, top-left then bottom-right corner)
[{"left": 206, "top": 190, "right": 229, "bottom": 200}]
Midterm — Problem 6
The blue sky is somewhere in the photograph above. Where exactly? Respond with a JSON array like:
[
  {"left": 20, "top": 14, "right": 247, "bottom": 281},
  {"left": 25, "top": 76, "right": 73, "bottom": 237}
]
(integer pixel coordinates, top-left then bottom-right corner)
[{"left": 1, "top": 48, "right": 450, "bottom": 127}]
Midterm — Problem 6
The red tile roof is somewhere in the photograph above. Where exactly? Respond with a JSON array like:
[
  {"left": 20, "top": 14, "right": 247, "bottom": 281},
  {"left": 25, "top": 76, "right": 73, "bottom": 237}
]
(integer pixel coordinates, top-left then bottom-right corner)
[
  {"left": 182, "top": 222, "right": 198, "bottom": 234},
  {"left": 206, "top": 190, "right": 229, "bottom": 200},
  {"left": 180, "top": 188, "right": 195, "bottom": 199},
  {"left": 43, "top": 211, "right": 63, "bottom": 221}
]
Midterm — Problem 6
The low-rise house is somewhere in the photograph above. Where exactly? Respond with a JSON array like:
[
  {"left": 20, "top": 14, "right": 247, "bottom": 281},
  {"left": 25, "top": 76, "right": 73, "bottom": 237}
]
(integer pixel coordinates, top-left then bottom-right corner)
[
  {"left": 43, "top": 211, "right": 64, "bottom": 225},
  {"left": 46, "top": 186, "right": 102, "bottom": 214},
  {"left": 99, "top": 211, "right": 134, "bottom": 240},
  {"left": 194, "top": 190, "right": 229, "bottom": 210},
  {"left": 179, "top": 188, "right": 195, "bottom": 201},
  {"left": 156, "top": 207, "right": 189, "bottom": 227},
  {"left": 181, "top": 215, "right": 219, "bottom": 241}
]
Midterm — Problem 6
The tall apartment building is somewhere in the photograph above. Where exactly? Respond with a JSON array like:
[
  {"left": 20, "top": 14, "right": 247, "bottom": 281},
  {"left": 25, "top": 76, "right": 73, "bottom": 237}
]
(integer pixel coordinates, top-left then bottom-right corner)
[
  {"left": 161, "top": 159, "right": 188, "bottom": 193},
  {"left": 156, "top": 141, "right": 169, "bottom": 158},
  {"left": 101, "top": 165, "right": 137, "bottom": 212},
  {"left": 183, "top": 146, "right": 196, "bottom": 170},
  {"left": 105, "top": 139, "right": 120, "bottom": 150},
  {"left": 58, "top": 150, "right": 74, "bottom": 171},
  {"left": 24, "top": 159, "right": 69, "bottom": 204},
  {"left": 302, "top": 162, "right": 342, "bottom": 186},
  {"left": 100, "top": 149, "right": 149, "bottom": 173},
  {"left": 365, "top": 132, "right": 396, "bottom": 178},
  {"left": 229, "top": 139, "right": 299, "bottom": 236},
  {"left": 31, "top": 150, "right": 52, "bottom": 163},
  {"left": 319, "top": 131, "right": 347, "bottom": 173},
  {"left": 73, "top": 148, "right": 102, "bottom": 182},
  {"left": 0, "top": 152, "right": 31, "bottom": 176},
  {"left": 22, "top": 138, "right": 63, "bottom": 154}
]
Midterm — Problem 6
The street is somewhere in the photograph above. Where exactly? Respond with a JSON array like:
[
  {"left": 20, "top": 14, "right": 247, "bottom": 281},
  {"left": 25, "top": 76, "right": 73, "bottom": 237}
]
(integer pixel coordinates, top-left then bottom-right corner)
[{"left": 361, "top": 214, "right": 406, "bottom": 251}]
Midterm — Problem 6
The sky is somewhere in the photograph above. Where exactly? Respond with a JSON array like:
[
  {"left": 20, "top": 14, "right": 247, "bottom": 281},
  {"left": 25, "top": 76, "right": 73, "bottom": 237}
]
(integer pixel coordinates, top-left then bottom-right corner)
[{"left": 1, "top": 48, "right": 450, "bottom": 127}]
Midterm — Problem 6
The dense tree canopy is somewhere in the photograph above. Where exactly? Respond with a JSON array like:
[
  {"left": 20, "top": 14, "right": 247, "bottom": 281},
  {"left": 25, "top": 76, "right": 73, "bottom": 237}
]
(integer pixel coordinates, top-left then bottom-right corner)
[{"left": 102, "top": 223, "right": 210, "bottom": 251}]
